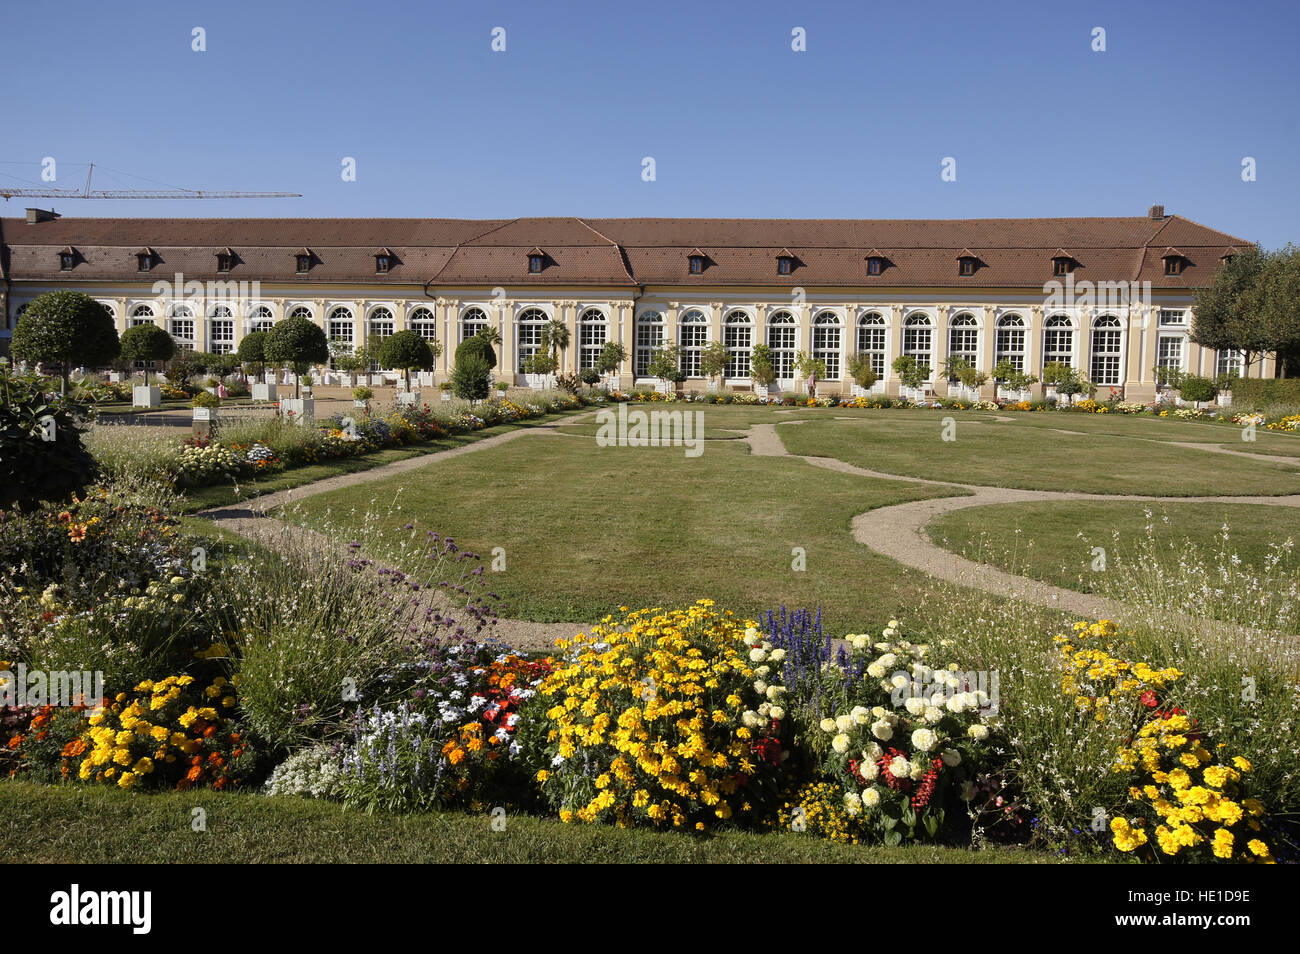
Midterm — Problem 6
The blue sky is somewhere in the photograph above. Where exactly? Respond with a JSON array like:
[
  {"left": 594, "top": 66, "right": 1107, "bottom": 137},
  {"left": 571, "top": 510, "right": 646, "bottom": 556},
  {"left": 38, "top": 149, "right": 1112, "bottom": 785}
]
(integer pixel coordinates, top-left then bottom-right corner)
[{"left": 3, "top": 0, "right": 1298, "bottom": 247}]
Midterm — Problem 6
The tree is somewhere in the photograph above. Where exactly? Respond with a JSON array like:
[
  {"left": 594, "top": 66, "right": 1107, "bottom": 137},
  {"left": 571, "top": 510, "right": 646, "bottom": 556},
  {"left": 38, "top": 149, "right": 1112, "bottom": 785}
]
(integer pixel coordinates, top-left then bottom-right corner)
[
  {"left": 646, "top": 343, "right": 683, "bottom": 391},
  {"left": 0, "top": 367, "right": 98, "bottom": 508},
  {"left": 699, "top": 340, "right": 731, "bottom": 387},
  {"left": 891, "top": 354, "right": 931, "bottom": 391},
  {"left": 455, "top": 334, "right": 497, "bottom": 372},
  {"left": 750, "top": 344, "right": 777, "bottom": 388},
  {"left": 541, "top": 318, "right": 570, "bottom": 369},
  {"left": 1254, "top": 244, "right": 1300, "bottom": 377},
  {"left": 237, "top": 330, "right": 268, "bottom": 377},
  {"left": 264, "top": 316, "right": 329, "bottom": 397},
  {"left": 450, "top": 352, "right": 491, "bottom": 402},
  {"left": 330, "top": 340, "right": 368, "bottom": 387},
  {"left": 10, "top": 291, "right": 120, "bottom": 394},
  {"left": 847, "top": 353, "right": 879, "bottom": 390},
  {"left": 475, "top": 325, "right": 503, "bottom": 348},
  {"left": 378, "top": 330, "right": 438, "bottom": 389},
  {"left": 596, "top": 341, "right": 627, "bottom": 377},
  {"left": 795, "top": 350, "right": 827, "bottom": 395},
  {"left": 118, "top": 323, "right": 175, "bottom": 386},
  {"left": 1193, "top": 245, "right": 1269, "bottom": 378}
]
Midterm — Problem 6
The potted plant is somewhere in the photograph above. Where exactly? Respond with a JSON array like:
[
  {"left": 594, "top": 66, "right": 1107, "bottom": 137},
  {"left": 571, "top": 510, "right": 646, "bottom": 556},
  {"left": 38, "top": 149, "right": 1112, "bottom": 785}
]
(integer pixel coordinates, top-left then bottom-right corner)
[
  {"left": 794, "top": 350, "right": 827, "bottom": 397},
  {"left": 191, "top": 390, "right": 220, "bottom": 436},
  {"left": 892, "top": 354, "right": 932, "bottom": 401},
  {"left": 699, "top": 340, "right": 730, "bottom": 392},
  {"left": 646, "top": 343, "right": 682, "bottom": 395},
  {"left": 439, "top": 380, "right": 454, "bottom": 402},
  {"left": 353, "top": 385, "right": 373, "bottom": 411},
  {"left": 1177, "top": 374, "right": 1218, "bottom": 409},
  {"left": 496, "top": 380, "right": 511, "bottom": 394},
  {"left": 596, "top": 341, "right": 627, "bottom": 390},
  {"left": 847, "top": 353, "right": 880, "bottom": 397},
  {"left": 579, "top": 368, "right": 601, "bottom": 388},
  {"left": 523, "top": 351, "right": 559, "bottom": 390},
  {"left": 750, "top": 344, "right": 778, "bottom": 397}
]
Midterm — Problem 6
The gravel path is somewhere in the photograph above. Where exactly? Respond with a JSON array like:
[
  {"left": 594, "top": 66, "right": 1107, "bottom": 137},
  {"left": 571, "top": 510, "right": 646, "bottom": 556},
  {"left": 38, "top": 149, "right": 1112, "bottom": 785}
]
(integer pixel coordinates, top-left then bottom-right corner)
[
  {"left": 762, "top": 418, "right": 1300, "bottom": 618},
  {"left": 197, "top": 412, "right": 600, "bottom": 650}
]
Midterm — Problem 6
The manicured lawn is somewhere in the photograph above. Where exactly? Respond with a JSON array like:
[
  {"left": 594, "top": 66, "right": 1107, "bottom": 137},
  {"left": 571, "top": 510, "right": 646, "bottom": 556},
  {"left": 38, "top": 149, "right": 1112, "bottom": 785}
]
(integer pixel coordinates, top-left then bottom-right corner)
[
  {"left": 776, "top": 415, "right": 1300, "bottom": 495},
  {"left": 927, "top": 500, "right": 1300, "bottom": 592},
  {"left": 0, "top": 782, "right": 1057, "bottom": 864},
  {"left": 284, "top": 434, "right": 966, "bottom": 633},
  {"left": 178, "top": 408, "right": 594, "bottom": 513}
]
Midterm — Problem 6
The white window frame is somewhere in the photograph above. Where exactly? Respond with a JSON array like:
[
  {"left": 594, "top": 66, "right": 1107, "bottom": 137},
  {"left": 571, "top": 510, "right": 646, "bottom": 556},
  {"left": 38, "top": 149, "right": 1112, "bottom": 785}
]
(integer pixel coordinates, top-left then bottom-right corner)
[
  {"left": 723, "top": 310, "right": 752, "bottom": 379},
  {"left": 1090, "top": 314, "right": 1125, "bottom": 386},
  {"left": 812, "top": 311, "right": 842, "bottom": 380},
  {"left": 634, "top": 310, "right": 664, "bottom": 379},
  {"left": 857, "top": 312, "right": 888, "bottom": 379},
  {"left": 994, "top": 314, "right": 1027, "bottom": 375},
  {"left": 1043, "top": 314, "right": 1074, "bottom": 368},
  {"left": 947, "top": 313, "right": 980, "bottom": 377},
  {"left": 578, "top": 308, "right": 607, "bottom": 371},
  {"left": 767, "top": 310, "right": 797, "bottom": 381},
  {"left": 902, "top": 312, "right": 933, "bottom": 379},
  {"left": 516, "top": 307, "right": 549, "bottom": 373}
]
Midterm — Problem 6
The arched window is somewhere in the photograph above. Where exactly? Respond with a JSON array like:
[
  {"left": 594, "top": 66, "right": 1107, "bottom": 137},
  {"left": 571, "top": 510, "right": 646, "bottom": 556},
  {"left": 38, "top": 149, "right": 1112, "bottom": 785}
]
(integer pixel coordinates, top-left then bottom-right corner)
[
  {"left": 767, "top": 311, "right": 797, "bottom": 380},
  {"left": 634, "top": 311, "right": 663, "bottom": 378},
  {"left": 130, "top": 303, "right": 155, "bottom": 327},
  {"left": 328, "top": 307, "right": 355, "bottom": 347},
  {"left": 1043, "top": 315, "right": 1073, "bottom": 368},
  {"left": 857, "top": 312, "right": 887, "bottom": 378},
  {"left": 994, "top": 314, "right": 1026, "bottom": 374},
  {"left": 578, "top": 308, "right": 607, "bottom": 371},
  {"left": 903, "top": 313, "right": 932, "bottom": 374},
  {"left": 678, "top": 309, "right": 708, "bottom": 377},
  {"left": 516, "top": 307, "right": 548, "bottom": 373},
  {"left": 208, "top": 305, "right": 234, "bottom": 354},
  {"left": 98, "top": 302, "right": 116, "bottom": 322},
  {"left": 287, "top": 305, "right": 313, "bottom": 320},
  {"left": 813, "top": 312, "right": 842, "bottom": 379},
  {"left": 169, "top": 305, "right": 195, "bottom": 351},
  {"left": 408, "top": 307, "right": 437, "bottom": 343},
  {"left": 248, "top": 305, "right": 275, "bottom": 333},
  {"left": 460, "top": 306, "right": 489, "bottom": 342},
  {"left": 947, "top": 313, "right": 979, "bottom": 377},
  {"left": 368, "top": 307, "right": 395, "bottom": 341},
  {"left": 724, "top": 310, "right": 752, "bottom": 378},
  {"left": 1090, "top": 315, "right": 1124, "bottom": 385}
]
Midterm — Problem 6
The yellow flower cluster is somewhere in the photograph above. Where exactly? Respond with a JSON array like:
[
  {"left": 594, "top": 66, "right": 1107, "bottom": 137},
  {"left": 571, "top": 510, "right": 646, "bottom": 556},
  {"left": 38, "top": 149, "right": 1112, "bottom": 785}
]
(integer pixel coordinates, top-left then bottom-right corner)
[
  {"left": 1055, "top": 620, "right": 1181, "bottom": 722},
  {"left": 539, "top": 601, "right": 785, "bottom": 831},
  {"left": 1115, "top": 715, "right": 1273, "bottom": 863},
  {"left": 771, "top": 781, "right": 862, "bottom": 844}
]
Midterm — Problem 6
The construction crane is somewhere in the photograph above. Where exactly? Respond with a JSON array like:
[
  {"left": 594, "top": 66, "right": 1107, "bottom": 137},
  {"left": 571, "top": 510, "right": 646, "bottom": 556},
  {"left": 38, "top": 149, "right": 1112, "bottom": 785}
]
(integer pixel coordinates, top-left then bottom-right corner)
[{"left": 0, "top": 163, "right": 300, "bottom": 200}]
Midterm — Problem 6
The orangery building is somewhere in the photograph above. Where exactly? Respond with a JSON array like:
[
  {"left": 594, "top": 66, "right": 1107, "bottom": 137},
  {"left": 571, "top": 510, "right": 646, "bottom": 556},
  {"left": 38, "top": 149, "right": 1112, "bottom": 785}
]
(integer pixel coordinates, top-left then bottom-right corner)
[{"left": 0, "top": 207, "right": 1265, "bottom": 402}]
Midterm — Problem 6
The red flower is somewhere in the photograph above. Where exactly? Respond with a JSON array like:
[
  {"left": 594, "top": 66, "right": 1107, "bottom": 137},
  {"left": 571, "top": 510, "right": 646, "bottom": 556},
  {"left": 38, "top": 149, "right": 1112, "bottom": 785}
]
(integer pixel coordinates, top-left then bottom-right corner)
[{"left": 1140, "top": 690, "right": 1158, "bottom": 708}]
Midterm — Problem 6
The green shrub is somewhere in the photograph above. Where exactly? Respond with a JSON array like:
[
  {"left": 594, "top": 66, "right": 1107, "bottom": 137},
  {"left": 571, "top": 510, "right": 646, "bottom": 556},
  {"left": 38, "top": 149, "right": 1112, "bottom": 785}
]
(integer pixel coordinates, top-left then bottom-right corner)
[
  {"left": 451, "top": 353, "right": 492, "bottom": 402},
  {"left": 1177, "top": 375, "right": 1218, "bottom": 403},
  {"left": 1232, "top": 377, "right": 1300, "bottom": 409},
  {"left": 0, "top": 369, "right": 98, "bottom": 509},
  {"left": 191, "top": 391, "right": 221, "bottom": 409},
  {"left": 454, "top": 334, "right": 497, "bottom": 370},
  {"left": 9, "top": 291, "right": 120, "bottom": 394},
  {"left": 119, "top": 324, "right": 176, "bottom": 385}
]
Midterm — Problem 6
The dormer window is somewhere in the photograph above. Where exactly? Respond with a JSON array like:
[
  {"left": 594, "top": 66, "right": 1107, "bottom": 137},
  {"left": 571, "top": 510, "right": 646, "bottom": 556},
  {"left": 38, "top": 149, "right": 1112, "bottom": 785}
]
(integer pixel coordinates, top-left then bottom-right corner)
[
  {"left": 1164, "top": 256, "right": 1183, "bottom": 276},
  {"left": 216, "top": 251, "right": 234, "bottom": 273},
  {"left": 296, "top": 250, "right": 312, "bottom": 273},
  {"left": 1053, "top": 257, "right": 1073, "bottom": 276},
  {"left": 376, "top": 255, "right": 390, "bottom": 273},
  {"left": 958, "top": 257, "right": 976, "bottom": 276},
  {"left": 689, "top": 255, "right": 704, "bottom": 274},
  {"left": 777, "top": 256, "right": 792, "bottom": 276},
  {"left": 59, "top": 248, "right": 75, "bottom": 271},
  {"left": 867, "top": 257, "right": 883, "bottom": 276},
  {"left": 528, "top": 254, "right": 543, "bottom": 274},
  {"left": 137, "top": 250, "right": 153, "bottom": 272}
]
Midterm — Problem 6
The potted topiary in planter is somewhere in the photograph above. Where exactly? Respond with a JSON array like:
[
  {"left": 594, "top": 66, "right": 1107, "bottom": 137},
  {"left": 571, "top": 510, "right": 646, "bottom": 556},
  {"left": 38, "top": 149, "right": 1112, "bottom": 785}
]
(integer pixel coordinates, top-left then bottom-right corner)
[
  {"left": 794, "top": 350, "right": 827, "bottom": 397},
  {"left": 596, "top": 341, "right": 627, "bottom": 391},
  {"left": 439, "top": 381, "right": 453, "bottom": 402},
  {"left": 1177, "top": 374, "right": 1218, "bottom": 409},
  {"left": 750, "top": 343, "right": 778, "bottom": 397},
  {"left": 522, "top": 351, "right": 559, "bottom": 390},
  {"left": 892, "top": 354, "right": 932, "bottom": 402},
  {"left": 191, "top": 390, "right": 220, "bottom": 436},
  {"left": 353, "top": 385, "right": 373, "bottom": 411},
  {"left": 847, "top": 353, "right": 880, "bottom": 397}
]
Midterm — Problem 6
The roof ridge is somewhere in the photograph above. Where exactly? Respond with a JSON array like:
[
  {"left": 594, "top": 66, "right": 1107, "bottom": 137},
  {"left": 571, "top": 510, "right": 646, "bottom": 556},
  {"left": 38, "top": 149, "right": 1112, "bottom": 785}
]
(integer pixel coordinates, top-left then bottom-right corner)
[{"left": 575, "top": 217, "right": 637, "bottom": 284}]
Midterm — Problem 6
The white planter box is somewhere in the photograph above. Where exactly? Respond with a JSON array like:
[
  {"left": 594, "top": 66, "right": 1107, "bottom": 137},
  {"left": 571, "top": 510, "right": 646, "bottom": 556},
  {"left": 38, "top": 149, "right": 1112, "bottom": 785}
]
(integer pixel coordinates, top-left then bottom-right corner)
[
  {"left": 280, "top": 397, "right": 314, "bottom": 422},
  {"left": 604, "top": 375, "right": 621, "bottom": 391},
  {"left": 440, "top": 391, "right": 452, "bottom": 402},
  {"left": 252, "top": 382, "right": 277, "bottom": 402},
  {"left": 417, "top": 371, "right": 436, "bottom": 387},
  {"left": 396, "top": 391, "right": 422, "bottom": 406},
  {"left": 654, "top": 380, "right": 672, "bottom": 395},
  {"left": 192, "top": 407, "right": 215, "bottom": 422},
  {"left": 133, "top": 385, "right": 161, "bottom": 408},
  {"left": 107, "top": 372, "right": 123, "bottom": 383},
  {"left": 705, "top": 380, "right": 719, "bottom": 392},
  {"left": 1217, "top": 391, "right": 1233, "bottom": 407},
  {"left": 525, "top": 373, "right": 556, "bottom": 390},
  {"left": 353, "top": 399, "right": 369, "bottom": 409},
  {"left": 1044, "top": 385, "right": 1059, "bottom": 402}
]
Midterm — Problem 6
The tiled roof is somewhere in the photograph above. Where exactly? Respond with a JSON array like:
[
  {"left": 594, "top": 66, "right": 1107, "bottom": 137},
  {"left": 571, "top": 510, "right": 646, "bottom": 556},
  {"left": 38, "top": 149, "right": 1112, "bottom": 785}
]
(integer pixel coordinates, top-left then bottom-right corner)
[{"left": 0, "top": 214, "right": 1252, "bottom": 289}]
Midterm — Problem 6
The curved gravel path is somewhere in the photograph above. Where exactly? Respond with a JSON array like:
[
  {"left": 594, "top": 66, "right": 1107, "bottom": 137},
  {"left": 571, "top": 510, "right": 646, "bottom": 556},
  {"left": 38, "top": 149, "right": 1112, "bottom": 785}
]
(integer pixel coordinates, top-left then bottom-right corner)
[
  {"left": 759, "top": 419, "right": 1300, "bottom": 619},
  {"left": 197, "top": 412, "right": 601, "bottom": 650}
]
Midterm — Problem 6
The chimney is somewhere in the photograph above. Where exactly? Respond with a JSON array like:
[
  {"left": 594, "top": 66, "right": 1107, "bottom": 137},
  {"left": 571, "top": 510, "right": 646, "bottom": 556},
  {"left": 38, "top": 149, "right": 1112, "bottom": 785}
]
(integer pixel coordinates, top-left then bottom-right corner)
[
  {"left": 1148, "top": 204, "right": 1165, "bottom": 220},
  {"left": 26, "top": 208, "right": 61, "bottom": 224}
]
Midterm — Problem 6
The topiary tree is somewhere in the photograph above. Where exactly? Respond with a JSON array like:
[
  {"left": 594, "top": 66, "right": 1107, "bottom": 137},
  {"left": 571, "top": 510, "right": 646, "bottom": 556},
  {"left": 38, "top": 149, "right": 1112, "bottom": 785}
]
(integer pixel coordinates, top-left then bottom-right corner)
[
  {"left": 450, "top": 352, "right": 492, "bottom": 402},
  {"left": 118, "top": 323, "right": 175, "bottom": 386},
  {"left": 264, "top": 316, "right": 330, "bottom": 397},
  {"left": 377, "top": 330, "right": 438, "bottom": 389},
  {"left": 847, "top": 353, "right": 880, "bottom": 390},
  {"left": 699, "top": 340, "right": 731, "bottom": 387},
  {"left": 579, "top": 367, "right": 602, "bottom": 386},
  {"left": 647, "top": 343, "right": 682, "bottom": 392},
  {"left": 596, "top": 341, "right": 627, "bottom": 378},
  {"left": 795, "top": 350, "right": 828, "bottom": 396},
  {"left": 0, "top": 366, "right": 98, "bottom": 509},
  {"left": 10, "top": 291, "right": 120, "bottom": 395},
  {"left": 455, "top": 333, "right": 497, "bottom": 372},
  {"left": 237, "top": 331, "right": 268, "bottom": 378},
  {"left": 1178, "top": 374, "right": 1218, "bottom": 405},
  {"left": 750, "top": 343, "right": 777, "bottom": 388},
  {"left": 892, "top": 354, "right": 931, "bottom": 391}
]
